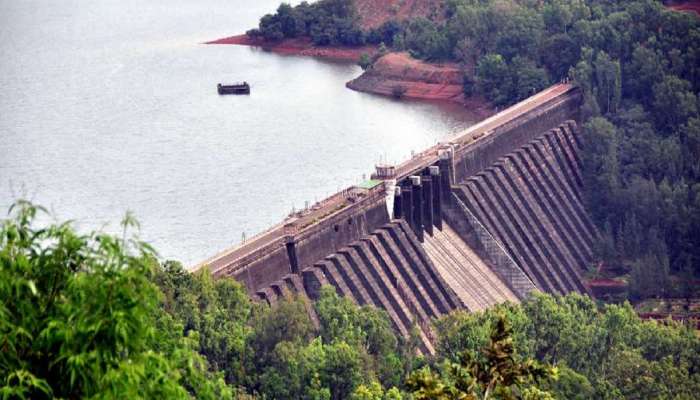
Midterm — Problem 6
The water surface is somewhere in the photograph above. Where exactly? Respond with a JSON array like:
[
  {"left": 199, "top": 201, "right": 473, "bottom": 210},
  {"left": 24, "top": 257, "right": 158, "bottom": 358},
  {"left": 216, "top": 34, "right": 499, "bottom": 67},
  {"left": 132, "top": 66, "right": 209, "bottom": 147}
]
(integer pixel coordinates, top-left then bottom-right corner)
[{"left": 0, "top": 0, "right": 479, "bottom": 264}]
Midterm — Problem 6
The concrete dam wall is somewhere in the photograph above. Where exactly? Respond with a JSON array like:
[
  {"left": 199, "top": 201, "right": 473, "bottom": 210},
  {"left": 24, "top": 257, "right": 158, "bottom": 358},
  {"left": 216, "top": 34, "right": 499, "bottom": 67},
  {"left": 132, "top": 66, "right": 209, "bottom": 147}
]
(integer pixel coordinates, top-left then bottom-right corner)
[{"left": 195, "top": 84, "right": 596, "bottom": 353}]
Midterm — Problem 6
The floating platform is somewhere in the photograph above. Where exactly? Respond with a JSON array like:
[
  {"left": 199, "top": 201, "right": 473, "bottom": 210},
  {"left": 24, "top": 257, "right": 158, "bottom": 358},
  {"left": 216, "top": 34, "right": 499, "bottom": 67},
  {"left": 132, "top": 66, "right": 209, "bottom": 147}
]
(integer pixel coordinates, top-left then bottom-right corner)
[{"left": 217, "top": 82, "right": 250, "bottom": 95}]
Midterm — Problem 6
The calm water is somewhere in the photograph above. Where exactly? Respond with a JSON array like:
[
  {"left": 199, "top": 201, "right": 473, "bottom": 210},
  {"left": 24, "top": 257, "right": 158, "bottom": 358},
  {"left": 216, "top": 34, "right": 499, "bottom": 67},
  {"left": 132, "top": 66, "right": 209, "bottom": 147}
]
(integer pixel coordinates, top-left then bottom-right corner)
[{"left": 0, "top": 0, "right": 479, "bottom": 265}]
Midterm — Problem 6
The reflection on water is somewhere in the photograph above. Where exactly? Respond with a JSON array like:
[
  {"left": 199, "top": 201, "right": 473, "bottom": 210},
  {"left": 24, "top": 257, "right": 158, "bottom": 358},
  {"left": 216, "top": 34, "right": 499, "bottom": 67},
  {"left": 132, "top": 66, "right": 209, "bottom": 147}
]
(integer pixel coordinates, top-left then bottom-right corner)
[{"left": 0, "top": 0, "right": 480, "bottom": 264}]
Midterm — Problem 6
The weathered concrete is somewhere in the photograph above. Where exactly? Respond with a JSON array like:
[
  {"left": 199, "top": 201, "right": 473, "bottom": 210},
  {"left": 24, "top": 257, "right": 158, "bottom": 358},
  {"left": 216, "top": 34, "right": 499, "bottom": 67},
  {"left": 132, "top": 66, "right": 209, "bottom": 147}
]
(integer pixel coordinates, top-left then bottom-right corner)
[
  {"left": 451, "top": 121, "right": 595, "bottom": 295},
  {"left": 451, "top": 86, "right": 581, "bottom": 182},
  {"left": 429, "top": 166, "right": 443, "bottom": 231},
  {"left": 422, "top": 223, "right": 519, "bottom": 311},
  {"left": 444, "top": 192, "right": 537, "bottom": 299}
]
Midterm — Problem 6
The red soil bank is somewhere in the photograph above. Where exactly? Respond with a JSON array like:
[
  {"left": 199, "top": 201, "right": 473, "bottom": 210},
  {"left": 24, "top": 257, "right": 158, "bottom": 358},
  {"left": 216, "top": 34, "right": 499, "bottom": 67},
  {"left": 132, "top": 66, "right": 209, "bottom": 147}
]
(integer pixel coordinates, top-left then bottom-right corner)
[
  {"left": 206, "top": 34, "right": 375, "bottom": 62},
  {"left": 588, "top": 278, "right": 628, "bottom": 298},
  {"left": 588, "top": 278, "right": 627, "bottom": 287},
  {"left": 346, "top": 52, "right": 492, "bottom": 114},
  {"left": 667, "top": 0, "right": 700, "bottom": 16}
]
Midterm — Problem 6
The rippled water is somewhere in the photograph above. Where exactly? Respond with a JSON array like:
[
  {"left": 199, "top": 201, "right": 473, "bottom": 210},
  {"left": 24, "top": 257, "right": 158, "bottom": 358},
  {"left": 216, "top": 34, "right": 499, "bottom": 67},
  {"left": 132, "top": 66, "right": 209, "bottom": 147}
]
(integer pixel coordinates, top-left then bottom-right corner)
[{"left": 0, "top": 0, "right": 480, "bottom": 265}]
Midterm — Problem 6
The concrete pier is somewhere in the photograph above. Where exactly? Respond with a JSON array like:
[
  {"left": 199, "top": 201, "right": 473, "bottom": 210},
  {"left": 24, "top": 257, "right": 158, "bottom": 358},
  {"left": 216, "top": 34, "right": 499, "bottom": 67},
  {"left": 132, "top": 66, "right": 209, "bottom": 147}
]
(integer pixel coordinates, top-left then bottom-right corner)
[{"left": 410, "top": 176, "right": 424, "bottom": 242}]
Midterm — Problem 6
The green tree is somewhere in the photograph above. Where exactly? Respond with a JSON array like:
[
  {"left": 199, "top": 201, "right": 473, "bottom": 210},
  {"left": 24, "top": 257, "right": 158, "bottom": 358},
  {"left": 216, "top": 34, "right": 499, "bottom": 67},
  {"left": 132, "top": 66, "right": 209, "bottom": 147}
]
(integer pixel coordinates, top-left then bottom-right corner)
[
  {"left": 407, "top": 315, "right": 556, "bottom": 400},
  {"left": 258, "top": 13, "right": 284, "bottom": 41},
  {"left": 316, "top": 286, "right": 405, "bottom": 387},
  {"left": 404, "top": 18, "right": 451, "bottom": 60},
  {"left": 0, "top": 201, "right": 231, "bottom": 399},
  {"left": 594, "top": 51, "right": 621, "bottom": 114},
  {"left": 581, "top": 117, "right": 620, "bottom": 224},
  {"left": 359, "top": 53, "right": 372, "bottom": 70},
  {"left": 569, "top": 47, "right": 601, "bottom": 118},
  {"left": 629, "top": 231, "right": 670, "bottom": 300},
  {"left": 477, "top": 54, "right": 511, "bottom": 106},
  {"left": 351, "top": 381, "right": 403, "bottom": 400},
  {"left": 541, "top": 33, "right": 580, "bottom": 79},
  {"left": 154, "top": 262, "right": 251, "bottom": 384},
  {"left": 683, "top": 117, "right": 700, "bottom": 178},
  {"left": 540, "top": 366, "right": 594, "bottom": 400},
  {"left": 276, "top": 3, "right": 302, "bottom": 38},
  {"left": 351, "top": 381, "right": 385, "bottom": 400},
  {"left": 652, "top": 75, "right": 698, "bottom": 132},
  {"left": 495, "top": 7, "right": 544, "bottom": 61},
  {"left": 542, "top": 1, "right": 574, "bottom": 34},
  {"left": 510, "top": 57, "right": 549, "bottom": 102},
  {"left": 248, "top": 295, "right": 315, "bottom": 370},
  {"left": 624, "top": 44, "right": 666, "bottom": 104}
]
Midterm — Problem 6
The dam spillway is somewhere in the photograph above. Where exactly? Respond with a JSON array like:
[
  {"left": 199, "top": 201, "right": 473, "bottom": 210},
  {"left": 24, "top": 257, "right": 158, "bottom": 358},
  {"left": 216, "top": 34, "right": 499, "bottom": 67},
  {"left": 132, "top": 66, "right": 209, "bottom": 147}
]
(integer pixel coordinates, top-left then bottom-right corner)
[{"left": 194, "top": 83, "right": 596, "bottom": 353}]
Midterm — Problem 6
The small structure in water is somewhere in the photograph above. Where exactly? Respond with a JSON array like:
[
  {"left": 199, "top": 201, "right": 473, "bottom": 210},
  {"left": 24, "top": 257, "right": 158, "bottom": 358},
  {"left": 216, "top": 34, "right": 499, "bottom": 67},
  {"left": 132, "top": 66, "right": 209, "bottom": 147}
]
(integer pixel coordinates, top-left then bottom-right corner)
[{"left": 217, "top": 82, "right": 250, "bottom": 95}]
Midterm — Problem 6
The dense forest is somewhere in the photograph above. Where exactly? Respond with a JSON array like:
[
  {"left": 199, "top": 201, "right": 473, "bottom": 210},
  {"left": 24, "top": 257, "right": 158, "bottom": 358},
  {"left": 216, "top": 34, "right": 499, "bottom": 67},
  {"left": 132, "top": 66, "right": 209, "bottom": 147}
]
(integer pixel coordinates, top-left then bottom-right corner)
[
  {"left": 250, "top": 0, "right": 700, "bottom": 301},
  {"left": 3, "top": 203, "right": 699, "bottom": 398}
]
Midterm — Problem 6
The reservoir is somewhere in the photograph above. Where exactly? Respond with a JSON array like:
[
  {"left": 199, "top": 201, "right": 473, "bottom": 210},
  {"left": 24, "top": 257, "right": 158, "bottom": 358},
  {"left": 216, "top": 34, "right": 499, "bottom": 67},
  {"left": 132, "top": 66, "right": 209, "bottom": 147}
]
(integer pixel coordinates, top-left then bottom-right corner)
[{"left": 0, "top": 0, "right": 479, "bottom": 265}]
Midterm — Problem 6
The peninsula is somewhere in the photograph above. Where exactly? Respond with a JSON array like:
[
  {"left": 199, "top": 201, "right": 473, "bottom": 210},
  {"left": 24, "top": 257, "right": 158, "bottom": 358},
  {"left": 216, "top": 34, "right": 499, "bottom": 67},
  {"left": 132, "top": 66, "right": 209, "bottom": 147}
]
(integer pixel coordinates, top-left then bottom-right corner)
[{"left": 206, "top": 0, "right": 491, "bottom": 111}]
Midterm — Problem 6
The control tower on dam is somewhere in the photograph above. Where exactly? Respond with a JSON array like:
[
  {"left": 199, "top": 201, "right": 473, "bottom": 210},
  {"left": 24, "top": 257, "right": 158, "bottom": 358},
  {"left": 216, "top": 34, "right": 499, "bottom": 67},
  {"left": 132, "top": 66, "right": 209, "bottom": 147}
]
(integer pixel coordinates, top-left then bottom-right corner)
[{"left": 194, "top": 83, "right": 596, "bottom": 354}]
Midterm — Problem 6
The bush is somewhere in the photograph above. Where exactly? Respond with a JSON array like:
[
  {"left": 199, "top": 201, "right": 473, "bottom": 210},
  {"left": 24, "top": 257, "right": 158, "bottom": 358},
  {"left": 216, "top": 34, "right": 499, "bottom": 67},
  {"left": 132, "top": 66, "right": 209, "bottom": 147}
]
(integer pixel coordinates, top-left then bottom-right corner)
[
  {"left": 358, "top": 53, "right": 372, "bottom": 70},
  {"left": 391, "top": 85, "right": 407, "bottom": 98}
]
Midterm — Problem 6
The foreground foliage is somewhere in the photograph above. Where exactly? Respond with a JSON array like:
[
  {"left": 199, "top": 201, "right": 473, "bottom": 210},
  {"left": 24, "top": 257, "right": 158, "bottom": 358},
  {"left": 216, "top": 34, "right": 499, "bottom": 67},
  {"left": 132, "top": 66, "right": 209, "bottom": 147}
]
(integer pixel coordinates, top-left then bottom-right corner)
[
  {"left": 2, "top": 203, "right": 700, "bottom": 398},
  {"left": 0, "top": 202, "right": 231, "bottom": 399},
  {"left": 434, "top": 293, "right": 700, "bottom": 399},
  {"left": 408, "top": 316, "right": 556, "bottom": 400}
]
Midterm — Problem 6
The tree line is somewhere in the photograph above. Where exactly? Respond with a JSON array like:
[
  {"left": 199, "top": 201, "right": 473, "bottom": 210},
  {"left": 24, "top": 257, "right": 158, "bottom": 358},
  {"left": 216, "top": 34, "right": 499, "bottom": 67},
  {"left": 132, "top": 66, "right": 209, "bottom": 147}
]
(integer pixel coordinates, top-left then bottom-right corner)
[
  {"left": 246, "top": 0, "right": 364, "bottom": 46},
  {"left": 3, "top": 203, "right": 699, "bottom": 398}
]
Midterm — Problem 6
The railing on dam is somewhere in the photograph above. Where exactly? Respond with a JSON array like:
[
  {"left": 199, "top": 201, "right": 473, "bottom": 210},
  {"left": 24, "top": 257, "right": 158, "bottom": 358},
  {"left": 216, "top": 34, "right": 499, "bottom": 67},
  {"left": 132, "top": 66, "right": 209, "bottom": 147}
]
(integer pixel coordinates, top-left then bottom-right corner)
[
  {"left": 194, "top": 179, "right": 387, "bottom": 277},
  {"left": 450, "top": 192, "right": 537, "bottom": 299},
  {"left": 387, "top": 84, "right": 578, "bottom": 182}
]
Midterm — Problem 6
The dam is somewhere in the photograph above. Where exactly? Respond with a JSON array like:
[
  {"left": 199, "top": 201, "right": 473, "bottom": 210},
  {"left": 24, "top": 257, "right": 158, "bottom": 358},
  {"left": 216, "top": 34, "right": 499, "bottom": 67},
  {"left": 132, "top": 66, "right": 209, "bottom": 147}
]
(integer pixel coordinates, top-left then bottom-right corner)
[{"left": 194, "top": 83, "right": 596, "bottom": 353}]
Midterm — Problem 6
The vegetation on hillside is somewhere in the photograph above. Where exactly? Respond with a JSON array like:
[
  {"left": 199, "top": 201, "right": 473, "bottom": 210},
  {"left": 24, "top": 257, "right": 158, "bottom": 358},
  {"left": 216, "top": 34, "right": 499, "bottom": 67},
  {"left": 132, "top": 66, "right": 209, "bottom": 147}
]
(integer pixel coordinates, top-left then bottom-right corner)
[
  {"left": 396, "top": 1, "right": 700, "bottom": 303},
  {"left": 247, "top": 0, "right": 364, "bottom": 46},
  {"left": 3, "top": 202, "right": 699, "bottom": 398}
]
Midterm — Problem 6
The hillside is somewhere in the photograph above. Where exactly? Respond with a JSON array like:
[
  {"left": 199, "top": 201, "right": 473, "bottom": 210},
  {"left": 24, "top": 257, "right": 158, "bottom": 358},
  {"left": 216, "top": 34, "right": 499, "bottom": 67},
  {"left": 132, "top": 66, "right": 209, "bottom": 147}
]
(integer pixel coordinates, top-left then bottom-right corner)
[
  {"left": 346, "top": 52, "right": 492, "bottom": 114},
  {"left": 354, "top": 0, "right": 445, "bottom": 29}
]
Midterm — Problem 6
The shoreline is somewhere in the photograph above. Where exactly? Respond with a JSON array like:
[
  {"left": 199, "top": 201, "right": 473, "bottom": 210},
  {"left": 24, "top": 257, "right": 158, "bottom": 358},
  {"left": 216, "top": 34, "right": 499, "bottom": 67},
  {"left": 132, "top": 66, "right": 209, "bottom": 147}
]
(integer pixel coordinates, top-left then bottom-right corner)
[
  {"left": 205, "top": 34, "right": 494, "bottom": 116},
  {"left": 205, "top": 34, "right": 376, "bottom": 63},
  {"left": 346, "top": 52, "right": 493, "bottom": 118}
]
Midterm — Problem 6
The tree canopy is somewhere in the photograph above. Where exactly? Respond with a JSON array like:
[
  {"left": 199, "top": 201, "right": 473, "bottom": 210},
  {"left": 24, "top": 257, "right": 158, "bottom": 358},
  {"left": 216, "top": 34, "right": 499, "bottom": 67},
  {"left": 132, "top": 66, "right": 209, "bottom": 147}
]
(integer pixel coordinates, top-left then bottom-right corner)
[
  {"left": 3, "top": 202, "right": 699, "bottom": 398},
  {"left": 0, "top": 201, "right": 232, "bottom": 399},
  {"left": 247, "top": 0, "right": 365, "bottom": 46}
]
